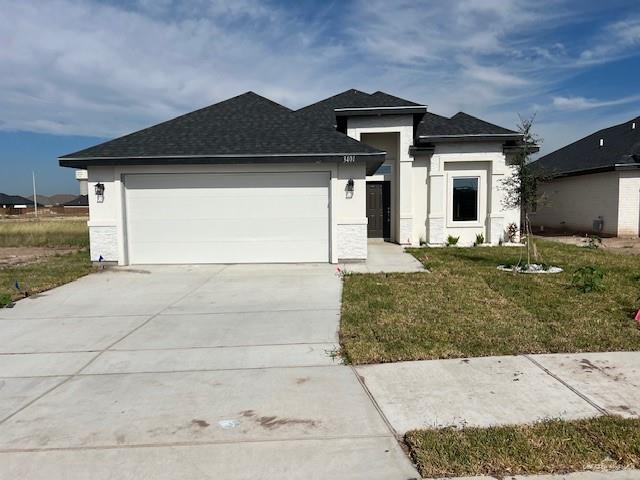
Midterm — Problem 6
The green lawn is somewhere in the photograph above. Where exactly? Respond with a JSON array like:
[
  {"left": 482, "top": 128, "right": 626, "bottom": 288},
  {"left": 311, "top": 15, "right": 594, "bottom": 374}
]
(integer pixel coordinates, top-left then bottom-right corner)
[
  {"left": 0, "top": 218, "right": 89, "bottom": 247},
  {"left": 0, "top": 250, "right": 94, "bottom": 305},
  {"left": 340, "top": 240, "right": 640, "bottom": 364},
  {"left": 405, "top": 416, "right": 640, "bottom": 478}
]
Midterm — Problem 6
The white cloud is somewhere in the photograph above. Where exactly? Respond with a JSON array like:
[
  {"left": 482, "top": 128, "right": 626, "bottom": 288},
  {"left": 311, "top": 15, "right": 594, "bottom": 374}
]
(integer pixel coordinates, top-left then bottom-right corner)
[
  {"left": 0, "top": 0, "right": 350, "bottom": 137},
  {"left": 551, "top": 94, "right": 640, "bottom": 111},
  {"left": 578, "top": 16, "right": 640, "bottom": 64},
  {"left": 0, "top": 0, "right": 638, "bottom": 147}
]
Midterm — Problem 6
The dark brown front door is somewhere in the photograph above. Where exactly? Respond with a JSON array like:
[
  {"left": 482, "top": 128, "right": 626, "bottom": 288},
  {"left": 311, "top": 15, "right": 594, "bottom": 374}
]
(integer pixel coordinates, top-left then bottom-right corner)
[{"left": 366, "top": 181, "right": 391, "bottom": 238}]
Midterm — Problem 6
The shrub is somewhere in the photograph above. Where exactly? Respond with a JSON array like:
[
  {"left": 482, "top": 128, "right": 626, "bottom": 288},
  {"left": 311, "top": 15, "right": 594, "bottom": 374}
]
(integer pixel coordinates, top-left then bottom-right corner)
[
  {"left": 585, "top": 235, "right": 602, "bottom": 250},
  {"left": 474, "top": 233, "right": 485, "bottom": 246},
  {"left": 445, "top": 235, "right": 459, "bottom": 247},
  {"left": 571, "top": 266, "right": 605, "bottom": 293},
  {"left": 506, "top": 223, "right": 518, "bottom": 242}
]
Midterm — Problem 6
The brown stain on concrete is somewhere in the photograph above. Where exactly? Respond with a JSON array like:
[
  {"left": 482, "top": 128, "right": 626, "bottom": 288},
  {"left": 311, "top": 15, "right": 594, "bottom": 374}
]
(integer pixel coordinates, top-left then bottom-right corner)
[
  {"left": 295, "top": 377, "right": 310, "bottom": 385},
  {"left": 191, "top": 419, "right": 210, "bottom": 428},
  {"left": 239, "top": 410, "right": 318, "bottom": 430},
  {"left": 579, "top": 358, "right": 626, "bottom": 382}
]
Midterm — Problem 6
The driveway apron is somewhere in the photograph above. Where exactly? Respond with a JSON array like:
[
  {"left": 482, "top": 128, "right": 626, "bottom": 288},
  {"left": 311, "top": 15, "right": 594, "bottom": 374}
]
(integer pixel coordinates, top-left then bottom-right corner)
[{"left": 0, "top": 264, "right": 418, "bottom": 480}]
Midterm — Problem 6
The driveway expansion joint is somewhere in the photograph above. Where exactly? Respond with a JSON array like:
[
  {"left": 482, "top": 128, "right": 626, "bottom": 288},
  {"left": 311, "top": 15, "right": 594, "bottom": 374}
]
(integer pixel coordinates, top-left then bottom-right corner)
[
  {"left": 0, "top": 433, "right": 396, "bottom": 454},
  {"left": 522, "top": 354, "right": 610, "bottom": 416}
]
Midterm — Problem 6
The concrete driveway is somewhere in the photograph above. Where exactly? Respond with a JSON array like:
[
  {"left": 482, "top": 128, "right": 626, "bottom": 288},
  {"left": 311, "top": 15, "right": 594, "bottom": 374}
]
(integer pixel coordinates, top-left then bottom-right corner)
[{"left": 0, "top": 265, "right": 418, "bottom": 479}]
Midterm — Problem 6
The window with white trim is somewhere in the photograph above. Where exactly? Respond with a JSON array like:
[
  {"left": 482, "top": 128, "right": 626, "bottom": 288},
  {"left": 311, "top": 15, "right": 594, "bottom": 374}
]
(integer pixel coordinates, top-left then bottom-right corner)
[{"left": 452, "top": 177, "right": 479, "bottom": 222}]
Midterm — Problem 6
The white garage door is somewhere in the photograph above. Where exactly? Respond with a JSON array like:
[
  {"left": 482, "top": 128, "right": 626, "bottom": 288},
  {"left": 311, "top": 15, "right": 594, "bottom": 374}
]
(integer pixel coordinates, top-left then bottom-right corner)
[{"left": 125, "top": 172, "right": 330, "bottom": 264}]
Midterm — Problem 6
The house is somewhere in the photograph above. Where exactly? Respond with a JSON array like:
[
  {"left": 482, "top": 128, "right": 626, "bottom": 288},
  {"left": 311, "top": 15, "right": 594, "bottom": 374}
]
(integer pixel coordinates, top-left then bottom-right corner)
[
  {"left": 61, "top": 194, "right": 89, "bottom": 214},
  {"left": 59, "top": 90, "right": 527, "bottom": 265},
  {"left": 0, "top": 193, "right": 40, "bottom": 214},
  {"left": 531, "top": 116, "right": 640, "bottom": 237}
]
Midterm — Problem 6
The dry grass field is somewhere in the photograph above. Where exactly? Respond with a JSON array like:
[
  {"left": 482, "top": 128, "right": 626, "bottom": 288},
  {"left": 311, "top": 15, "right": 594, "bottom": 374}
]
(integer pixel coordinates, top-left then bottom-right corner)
[{"left": 0, "top": 218, "right": 92, "bottom": 305}]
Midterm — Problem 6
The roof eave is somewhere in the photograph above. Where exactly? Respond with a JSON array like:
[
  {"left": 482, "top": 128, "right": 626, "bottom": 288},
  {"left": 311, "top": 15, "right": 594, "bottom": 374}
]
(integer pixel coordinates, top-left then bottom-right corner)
[
  {"left": 58, "top": 152, "right": 386, "bottom": 169},
  {"left": 335, "top": 106, "right": 427, "bottom": 117},
  {"left": 503, "top": 143, "right": 540, "bottom": 154},
  {"left": 417, "top": 133, "right": 522, "bottom": 143},
  {"left": 535, "top": 162, "right": 640, "bottom": 180}
]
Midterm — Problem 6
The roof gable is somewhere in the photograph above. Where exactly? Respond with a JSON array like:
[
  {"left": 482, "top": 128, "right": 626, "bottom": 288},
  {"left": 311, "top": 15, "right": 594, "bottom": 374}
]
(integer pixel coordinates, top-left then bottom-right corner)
[
  {"left": 63, "top": 195, "right": 89, "bottom": 207},
  {"left": 417, "top": 111, "right": 518, "bottom": 138},
  {"left": 296, "top": 89, "right": 424, "bottom": 127},
  {"left": 0, "top": 193, "right": 35, "bottom": 206}
]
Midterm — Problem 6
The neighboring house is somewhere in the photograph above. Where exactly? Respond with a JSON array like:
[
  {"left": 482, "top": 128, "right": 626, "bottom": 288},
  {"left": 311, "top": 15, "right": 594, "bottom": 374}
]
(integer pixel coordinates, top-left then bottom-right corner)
[
  {"left": 531, "top": 116, "right": 640, "bottom": 237},
  {"left": 75, "top": 169, "right": 89, "bottom": 195},
  {"left": 59, "top": 90, "right": 528, "bottom": 265},
  {"left": 61, "top": 195, "right": 89, "bottom": 215},
  {"left": 62, "top": 194, "right": 89, "bottom": 207},
  {"left": 0, "top": 193, "right": 40, "bottom": 213}
]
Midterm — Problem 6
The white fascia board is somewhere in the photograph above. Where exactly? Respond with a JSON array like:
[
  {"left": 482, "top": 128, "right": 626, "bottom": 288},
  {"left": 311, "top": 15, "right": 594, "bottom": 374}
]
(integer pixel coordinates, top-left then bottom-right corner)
[
  {"left": 418, "top": 133, "right": 520, "bottom": 139},
  {"left": 60, "top": 152, "right": 387, "bottom": 161}
]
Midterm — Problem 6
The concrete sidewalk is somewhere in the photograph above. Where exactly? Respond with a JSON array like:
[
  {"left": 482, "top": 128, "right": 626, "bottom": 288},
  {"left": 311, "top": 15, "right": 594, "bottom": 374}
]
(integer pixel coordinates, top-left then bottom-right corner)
[
  {"left": 340, "top": 239, "right": 425, "bottom": 273},
  {"left": 356, "top": 352, "right": 639, "bottom": 433}
]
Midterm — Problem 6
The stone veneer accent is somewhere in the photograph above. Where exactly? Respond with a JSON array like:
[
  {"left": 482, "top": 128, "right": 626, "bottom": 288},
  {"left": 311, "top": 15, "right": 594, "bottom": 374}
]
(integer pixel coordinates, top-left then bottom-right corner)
[
  {"left": 489, "top": 215, "right": 505, "bottom": 244},
  {"left": 427, "top": 215, "right": 445, "bottom": 245},
  {"left": 337, "top": 223, "right": 367, "bottom": 260},
  {"left": 399, "top": 217, "right": 413, "bottom": 245},
  {"left": 89, "top": 225, "right": 118, "bottom": 262}
]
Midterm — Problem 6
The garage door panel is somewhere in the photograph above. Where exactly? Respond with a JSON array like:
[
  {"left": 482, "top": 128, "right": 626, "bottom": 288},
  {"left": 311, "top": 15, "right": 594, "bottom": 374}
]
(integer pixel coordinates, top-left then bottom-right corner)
[
  {"left": 131, "top": 239, "right": 328, "bottom": 264},
  {"left": 125, "top": 172, "right": 330, "bottom": 264},
  {"left": 125, "top": 172, "right": 327, "bottom": 191},
  {"left": 128, "top": 194, "right": 328, "bottom": 219},
  {"left": 130, "top": 218, "right": 328, "bottom": 243}
]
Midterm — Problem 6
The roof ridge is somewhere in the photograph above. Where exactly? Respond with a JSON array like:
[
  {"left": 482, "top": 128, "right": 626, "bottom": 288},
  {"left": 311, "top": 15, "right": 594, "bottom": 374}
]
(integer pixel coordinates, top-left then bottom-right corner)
[
  {"left": 421, "top": 111, "right": 450, "bottom": 121},
  {"left": 296, "top": 89, "right": 371, "bottom": 112},
  {"left": 370, "top": 90, "right": 423, "bottom": 106},
  {"left": 61, "top": 92, "right": 294, "bottom": 159}
]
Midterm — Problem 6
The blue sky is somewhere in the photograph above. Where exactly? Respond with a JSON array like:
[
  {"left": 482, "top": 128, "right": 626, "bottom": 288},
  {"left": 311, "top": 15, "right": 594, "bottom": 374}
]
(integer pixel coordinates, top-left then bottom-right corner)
[{"left": 1, "top": 0, "right": 639, "bottom": 195}]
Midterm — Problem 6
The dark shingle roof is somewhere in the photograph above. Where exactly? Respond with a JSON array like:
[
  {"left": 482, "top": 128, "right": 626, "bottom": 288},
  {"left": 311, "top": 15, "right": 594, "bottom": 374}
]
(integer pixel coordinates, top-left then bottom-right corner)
[
  {"left": 295, "top": 89, "right": 424, "bottom": 128},
  {"left": 0, "top": 193, "right": 35, "bottom": 207},
  {"left": 60, "top": 92, "right": 383, "bottom": 165},
  {"left": 63, "top": 195, "right": 89, "bottom": 207},
  {"left": 532, "top": 117, "right": 640, "bottom": 177},
  {"left": 416, "top": 111, "right": 518, "bottom": 138}
]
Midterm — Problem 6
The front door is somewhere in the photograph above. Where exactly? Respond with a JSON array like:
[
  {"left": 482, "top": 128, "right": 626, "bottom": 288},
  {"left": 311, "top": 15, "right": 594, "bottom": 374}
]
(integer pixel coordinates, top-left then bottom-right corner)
[{"left": 366, "top": 181, "right": 391, "bottom": 238}]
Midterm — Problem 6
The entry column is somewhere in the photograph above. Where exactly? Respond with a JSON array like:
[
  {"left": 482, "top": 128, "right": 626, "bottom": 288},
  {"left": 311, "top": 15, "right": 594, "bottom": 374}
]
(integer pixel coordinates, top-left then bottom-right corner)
[
  {"left": 397, "top": 129, "right": 414, "bottom": 244},
  {"left": 427, "top": 154, "right": 445, "bottom": 245}
]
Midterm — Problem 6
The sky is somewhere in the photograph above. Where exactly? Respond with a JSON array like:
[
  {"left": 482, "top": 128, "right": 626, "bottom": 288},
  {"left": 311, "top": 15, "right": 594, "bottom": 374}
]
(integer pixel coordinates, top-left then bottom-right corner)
[{"left": 1, "top": 0, "right": 639, "bottom": 195}]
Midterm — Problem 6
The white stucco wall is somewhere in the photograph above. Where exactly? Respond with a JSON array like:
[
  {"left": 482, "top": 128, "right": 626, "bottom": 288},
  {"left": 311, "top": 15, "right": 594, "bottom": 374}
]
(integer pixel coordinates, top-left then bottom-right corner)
[
  {"left": 86, "top": 161, "right": 367, "bottom": 265},
  {"left": 411, "top": 156, "right": 428, "bottom": 245},
  {"left": 531, "top": 171, "right": 620, "bottom": 236},
  {"left": 350, "top": 116, "right": 518, "bottom": 247},
  {"left": 425, "top": 142, "right": 519, "bottom": 246},
  {"left": 87, "top": 166, "right": 119, "bottom": 262}
]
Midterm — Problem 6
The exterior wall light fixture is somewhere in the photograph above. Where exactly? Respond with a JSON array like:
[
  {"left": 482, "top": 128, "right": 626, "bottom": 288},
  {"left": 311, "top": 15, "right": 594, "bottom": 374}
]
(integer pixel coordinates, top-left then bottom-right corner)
[
  {"left": 95, "top": 182, "right": 105, "bottom": 203},
  {"left": 346, "top": 178, "right": 354, "bottom": 199}
]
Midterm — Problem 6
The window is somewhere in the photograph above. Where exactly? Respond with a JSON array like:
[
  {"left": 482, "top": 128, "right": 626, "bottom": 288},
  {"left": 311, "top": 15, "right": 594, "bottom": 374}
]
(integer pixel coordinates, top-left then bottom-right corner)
[
  {"left": 452, "top": 177, "right": 479, "bottom": 222},
  {"left": 374, "top": 164, "right": 392, "bottom": 175}
]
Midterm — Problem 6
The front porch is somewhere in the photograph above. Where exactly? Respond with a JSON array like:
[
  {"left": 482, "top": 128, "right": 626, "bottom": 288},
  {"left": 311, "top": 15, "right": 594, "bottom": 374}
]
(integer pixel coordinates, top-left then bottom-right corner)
[{"left": 340, "top": 239, "right": 424, "bottom": 273}]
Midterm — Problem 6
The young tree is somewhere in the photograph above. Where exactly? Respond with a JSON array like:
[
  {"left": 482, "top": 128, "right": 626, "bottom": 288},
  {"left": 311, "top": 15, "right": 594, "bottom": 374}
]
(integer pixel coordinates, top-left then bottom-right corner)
[{"left": 501, "top": 114, "right": 543, "bottom": 266}]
